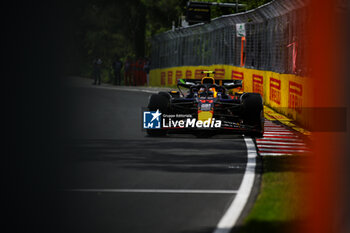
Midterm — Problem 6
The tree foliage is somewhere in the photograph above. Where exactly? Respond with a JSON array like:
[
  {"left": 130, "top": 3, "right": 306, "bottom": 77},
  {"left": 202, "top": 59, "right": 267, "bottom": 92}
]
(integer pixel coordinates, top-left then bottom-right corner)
[{"left": 65, "top": 0, "right": 271, "bottom": 76}]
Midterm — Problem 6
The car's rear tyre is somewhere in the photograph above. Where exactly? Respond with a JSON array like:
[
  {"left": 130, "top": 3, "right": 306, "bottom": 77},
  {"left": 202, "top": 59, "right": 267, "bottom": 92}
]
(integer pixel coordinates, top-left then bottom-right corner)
[
  {"left": 146, "top": 94, "right": 169, "bottom": 137},
  {"left": 148, "top": 93, "right": 170, "bottom": 113},
  {"left": 158, "top": 92, "right": 171, "bottom": 101},
  {"left": 241, "top": 93, "right": 264, "bottom": 137}
]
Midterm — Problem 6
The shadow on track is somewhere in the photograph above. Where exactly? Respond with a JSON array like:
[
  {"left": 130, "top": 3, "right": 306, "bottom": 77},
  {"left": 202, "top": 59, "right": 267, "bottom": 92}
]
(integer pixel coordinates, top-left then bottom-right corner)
[{"left": 60, "top": 138, "right": 248, "bottom": 174}]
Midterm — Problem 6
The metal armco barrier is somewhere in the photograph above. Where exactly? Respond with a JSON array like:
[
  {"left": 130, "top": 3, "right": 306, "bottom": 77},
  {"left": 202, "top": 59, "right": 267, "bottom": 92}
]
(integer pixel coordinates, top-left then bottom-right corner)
[{"left": 150, "top": 0, "right": 308, "bottom": 76}]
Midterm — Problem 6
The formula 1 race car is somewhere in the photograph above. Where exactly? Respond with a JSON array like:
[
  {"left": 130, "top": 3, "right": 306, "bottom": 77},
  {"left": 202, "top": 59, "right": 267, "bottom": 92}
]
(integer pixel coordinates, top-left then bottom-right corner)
[{"left": 146, "top": 71, "right": 264, "bottom": 137}]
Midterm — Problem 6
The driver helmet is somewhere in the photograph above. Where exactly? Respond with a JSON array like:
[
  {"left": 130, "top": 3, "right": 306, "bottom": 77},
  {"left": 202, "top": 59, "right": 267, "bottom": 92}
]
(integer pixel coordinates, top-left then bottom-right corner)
[{"left": 198, "top": 87, "right": 206, "bottom": 96}]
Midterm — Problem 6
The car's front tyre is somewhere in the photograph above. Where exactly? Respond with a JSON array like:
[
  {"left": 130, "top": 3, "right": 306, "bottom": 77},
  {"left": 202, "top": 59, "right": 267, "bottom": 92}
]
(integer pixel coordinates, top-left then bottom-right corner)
[{"left": 241, "top": 93, "right": 264, "bottom": 137}]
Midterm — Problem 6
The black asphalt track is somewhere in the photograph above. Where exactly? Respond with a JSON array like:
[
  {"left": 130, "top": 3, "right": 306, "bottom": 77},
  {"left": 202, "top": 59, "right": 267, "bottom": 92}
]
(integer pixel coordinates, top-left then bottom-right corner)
[{"left": 54, "top": 82, "right": 254, "bottom": 233}]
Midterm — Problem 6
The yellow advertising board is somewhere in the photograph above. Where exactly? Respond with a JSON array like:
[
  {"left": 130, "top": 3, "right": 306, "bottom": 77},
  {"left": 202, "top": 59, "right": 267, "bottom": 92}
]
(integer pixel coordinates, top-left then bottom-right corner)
[{"left": 150, "top": 65, "right": 312, "bottom": 127}]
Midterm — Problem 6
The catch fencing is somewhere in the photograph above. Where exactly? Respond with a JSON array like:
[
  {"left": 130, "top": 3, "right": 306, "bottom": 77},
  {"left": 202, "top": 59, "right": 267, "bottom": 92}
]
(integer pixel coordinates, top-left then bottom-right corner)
[{"left": 150, "top": 0, "right": 308, "bottom": 76}]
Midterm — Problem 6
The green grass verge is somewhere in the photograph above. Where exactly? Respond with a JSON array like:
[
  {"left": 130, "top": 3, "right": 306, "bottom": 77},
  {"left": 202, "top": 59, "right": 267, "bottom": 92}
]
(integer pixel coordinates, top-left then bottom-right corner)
[{"left": 237, "top": 156, "right": 310, "bottom": 233}]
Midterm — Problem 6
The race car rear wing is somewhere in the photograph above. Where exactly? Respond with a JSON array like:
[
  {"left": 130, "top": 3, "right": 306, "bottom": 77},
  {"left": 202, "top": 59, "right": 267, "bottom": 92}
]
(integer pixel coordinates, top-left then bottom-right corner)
[{"left": 177, "top": 79, "right": 242, "bottom": 89}]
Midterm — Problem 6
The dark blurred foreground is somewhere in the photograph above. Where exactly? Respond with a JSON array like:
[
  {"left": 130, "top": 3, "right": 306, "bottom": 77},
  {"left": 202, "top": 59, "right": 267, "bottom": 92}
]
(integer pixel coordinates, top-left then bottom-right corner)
[{"left": 5, "top": 1, "right": 350, "bottom": 233}]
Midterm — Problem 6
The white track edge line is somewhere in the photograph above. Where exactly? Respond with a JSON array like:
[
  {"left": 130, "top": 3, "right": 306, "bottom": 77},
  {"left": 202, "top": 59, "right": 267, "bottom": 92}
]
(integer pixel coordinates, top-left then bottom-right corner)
[{"left": 213, "top": 137, "right": 257, "bottom": 233}]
